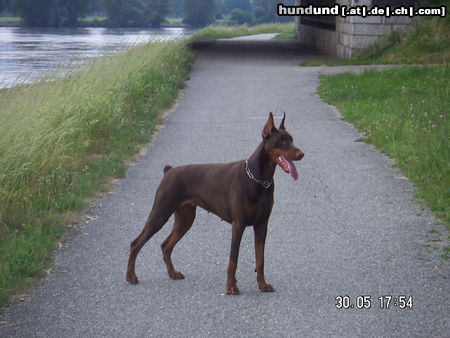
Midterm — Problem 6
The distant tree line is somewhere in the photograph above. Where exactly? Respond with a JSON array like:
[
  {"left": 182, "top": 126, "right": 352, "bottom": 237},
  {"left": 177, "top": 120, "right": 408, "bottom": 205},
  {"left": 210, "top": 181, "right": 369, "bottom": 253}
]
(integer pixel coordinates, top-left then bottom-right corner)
[
  {"left": 102, "top": 0, "right": 171, "bottom": 27},
  {"left": 2, "top": 0, "right": 446, "bottom": 28},
  {"left": 1, "top": 0, "right": 306, "bottom": 28},
  {"left": 0, "top": 0, "right": 170, "bottom": 27},
  {"left": 180, "top": 0, "right": 297, "bottom": 27},
  {"left": 8, "top": 0, "right": 90, "bottom": 26},
  {"left": 224, "top": 0, "right": 296, "bottom": 26}
]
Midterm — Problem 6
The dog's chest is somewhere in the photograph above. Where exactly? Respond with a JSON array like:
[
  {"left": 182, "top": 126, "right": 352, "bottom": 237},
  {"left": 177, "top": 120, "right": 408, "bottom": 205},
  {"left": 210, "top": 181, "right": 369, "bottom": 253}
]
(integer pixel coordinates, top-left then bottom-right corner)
[{"left": 244, "top": 195, "right": 273, "bottom": 225}]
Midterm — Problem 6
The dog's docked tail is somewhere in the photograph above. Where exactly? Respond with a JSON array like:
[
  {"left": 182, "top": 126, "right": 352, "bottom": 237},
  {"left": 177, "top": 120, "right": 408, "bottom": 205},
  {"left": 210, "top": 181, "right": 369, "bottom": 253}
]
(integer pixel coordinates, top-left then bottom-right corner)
[{"left": 163, "top": 165, "right": 173, "bottom": 174}]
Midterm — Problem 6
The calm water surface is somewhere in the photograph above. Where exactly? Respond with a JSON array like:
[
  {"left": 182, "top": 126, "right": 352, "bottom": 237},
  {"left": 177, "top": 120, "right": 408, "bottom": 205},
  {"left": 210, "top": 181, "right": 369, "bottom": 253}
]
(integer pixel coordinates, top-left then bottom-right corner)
[{"left": 0, "top": 27, "right": 195, "bottom": 88}]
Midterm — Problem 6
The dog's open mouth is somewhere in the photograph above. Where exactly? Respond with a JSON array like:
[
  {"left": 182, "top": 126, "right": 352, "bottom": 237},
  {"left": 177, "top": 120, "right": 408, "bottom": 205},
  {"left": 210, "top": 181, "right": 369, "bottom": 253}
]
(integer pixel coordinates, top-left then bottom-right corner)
[{"left": 277, "top": 155, "right": 299, "bottom": 180}]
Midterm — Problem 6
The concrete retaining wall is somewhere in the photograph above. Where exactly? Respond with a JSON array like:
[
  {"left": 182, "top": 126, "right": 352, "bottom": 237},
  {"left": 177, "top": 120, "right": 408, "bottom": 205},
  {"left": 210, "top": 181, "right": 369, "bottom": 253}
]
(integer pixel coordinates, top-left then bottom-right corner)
[{"left": 295, "top": 0, "right": 413, "bottom": 58}]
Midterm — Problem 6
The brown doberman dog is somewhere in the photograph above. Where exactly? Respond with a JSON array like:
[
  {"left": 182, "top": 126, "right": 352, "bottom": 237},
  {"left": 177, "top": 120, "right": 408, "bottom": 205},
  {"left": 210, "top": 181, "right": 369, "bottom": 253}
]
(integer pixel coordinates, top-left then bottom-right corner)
[{"left": 126, "top": 112, "right": 304, "bottom": 294}]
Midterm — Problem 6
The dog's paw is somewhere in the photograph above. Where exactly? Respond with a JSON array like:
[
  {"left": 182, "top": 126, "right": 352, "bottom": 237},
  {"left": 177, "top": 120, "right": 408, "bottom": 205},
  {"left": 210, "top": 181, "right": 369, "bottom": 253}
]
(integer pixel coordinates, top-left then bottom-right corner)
[
  {"left": 225, "top": 284, "right": 240, "bottom": 295},
  {"left": 259, "top": 282, "right": 275, "bottom": 292},
  {"left": 126, "top": 272, "right": 139, "bottom": 285},
  {"left": 169, "top": 270, "right": 185, "bottom": 280}
]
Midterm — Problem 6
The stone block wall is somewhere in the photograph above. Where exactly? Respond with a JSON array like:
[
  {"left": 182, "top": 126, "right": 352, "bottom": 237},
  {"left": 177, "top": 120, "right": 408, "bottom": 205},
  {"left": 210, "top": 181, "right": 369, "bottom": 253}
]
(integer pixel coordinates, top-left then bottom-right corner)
[{"left": 295, "top": 0, "right": 413, "bottom": 58}]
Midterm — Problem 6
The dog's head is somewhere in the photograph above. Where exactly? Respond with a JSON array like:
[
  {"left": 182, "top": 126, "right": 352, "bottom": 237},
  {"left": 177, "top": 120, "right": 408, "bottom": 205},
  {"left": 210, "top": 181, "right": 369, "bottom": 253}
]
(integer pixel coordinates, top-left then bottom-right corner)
[{"left": 262, "top": 112, "right": 304, "bottom": 180}]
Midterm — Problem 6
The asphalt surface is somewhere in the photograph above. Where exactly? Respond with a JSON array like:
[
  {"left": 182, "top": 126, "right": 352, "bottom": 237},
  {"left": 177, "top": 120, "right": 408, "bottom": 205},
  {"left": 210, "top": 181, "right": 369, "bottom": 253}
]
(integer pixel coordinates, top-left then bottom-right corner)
[{"left": 1, "top": 36, "right": 449, "bottom": 337}]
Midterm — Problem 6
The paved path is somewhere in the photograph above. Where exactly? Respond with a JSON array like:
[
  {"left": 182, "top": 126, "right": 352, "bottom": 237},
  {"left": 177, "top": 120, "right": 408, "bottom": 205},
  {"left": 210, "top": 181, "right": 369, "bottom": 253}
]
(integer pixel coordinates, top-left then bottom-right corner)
[
  {"left": 220, "top": 33, "right": 278, "bottom": 40},
  {"left": 1, "top": 38, "right": 449, "bottom": 337}
]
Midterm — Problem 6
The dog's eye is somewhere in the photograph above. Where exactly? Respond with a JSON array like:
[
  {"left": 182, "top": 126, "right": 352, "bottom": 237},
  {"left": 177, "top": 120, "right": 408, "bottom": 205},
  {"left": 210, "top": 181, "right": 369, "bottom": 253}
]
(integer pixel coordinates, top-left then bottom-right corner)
[{"left": 279, "top": 139, "right": 288, "bottom": 147}]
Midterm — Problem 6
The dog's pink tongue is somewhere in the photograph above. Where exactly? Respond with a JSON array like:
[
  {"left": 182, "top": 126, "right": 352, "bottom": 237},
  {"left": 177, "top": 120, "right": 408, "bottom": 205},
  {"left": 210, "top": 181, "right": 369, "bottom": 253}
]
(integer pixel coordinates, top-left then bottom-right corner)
[{"left": 286, "top": 159, "right": 299, "bottom": 181}]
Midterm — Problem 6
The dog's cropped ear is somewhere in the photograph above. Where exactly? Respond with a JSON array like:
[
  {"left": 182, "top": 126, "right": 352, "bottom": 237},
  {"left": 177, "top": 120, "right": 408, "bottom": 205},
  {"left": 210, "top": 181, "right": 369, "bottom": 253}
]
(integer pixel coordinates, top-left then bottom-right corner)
[
  {"left": 262, "top": 112, "right": 276, "bottom": 138},
  {"left": 279, "top": 112, "right": 286, "bottom": 130}
]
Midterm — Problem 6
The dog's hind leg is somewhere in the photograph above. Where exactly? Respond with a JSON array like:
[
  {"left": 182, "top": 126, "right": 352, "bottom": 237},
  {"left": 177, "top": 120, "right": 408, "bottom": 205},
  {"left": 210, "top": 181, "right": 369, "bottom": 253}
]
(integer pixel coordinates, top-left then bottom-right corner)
[
  {"left": 161, "top": 202, "right": 196, "bottom": 280},
  {"left": 126, "top": 189, "right": 179, "bottom": 284}
]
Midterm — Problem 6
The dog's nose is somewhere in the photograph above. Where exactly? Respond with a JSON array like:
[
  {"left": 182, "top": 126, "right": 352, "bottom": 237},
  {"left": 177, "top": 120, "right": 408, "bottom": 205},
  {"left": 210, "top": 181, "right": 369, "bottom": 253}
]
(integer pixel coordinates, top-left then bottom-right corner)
[{"left": 296, "top": 150, "right": 304, "bottom": 160}]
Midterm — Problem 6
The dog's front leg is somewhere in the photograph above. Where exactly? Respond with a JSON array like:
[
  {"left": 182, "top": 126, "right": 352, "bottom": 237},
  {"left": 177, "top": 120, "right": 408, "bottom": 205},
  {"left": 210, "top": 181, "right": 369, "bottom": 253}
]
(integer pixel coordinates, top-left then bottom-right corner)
[
  {"left": 254, "top": 222, "right": 274, "bottom": 292},
  {"left": 225, "top": 221, "right": 245, "bottom": 295}
]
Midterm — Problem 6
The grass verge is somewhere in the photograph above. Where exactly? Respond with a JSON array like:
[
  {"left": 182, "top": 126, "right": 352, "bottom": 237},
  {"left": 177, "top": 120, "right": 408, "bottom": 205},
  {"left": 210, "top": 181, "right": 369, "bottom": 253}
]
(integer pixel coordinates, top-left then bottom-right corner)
[
  {"left": 0, "top": 16, "right": 21, "bottom": 26},
  {"left": 0, "top": 39, "right": 194, "bottom": 306},
  {"left": 274, "top": 29, "right": 296, "bottom": 40},
  {"left": 190, "top": 22, "right": 295, "bottom": 41},
  {"left": 317, "top": 65, "right": 449, "bottom": 233},
  {"left": 301, "top": 16, "right": 450, "bottom": 66}
]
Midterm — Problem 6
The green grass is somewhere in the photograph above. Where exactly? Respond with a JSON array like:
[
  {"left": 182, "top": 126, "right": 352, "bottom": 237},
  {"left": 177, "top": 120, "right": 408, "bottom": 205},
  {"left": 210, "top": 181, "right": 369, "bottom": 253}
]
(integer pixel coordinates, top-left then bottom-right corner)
[
  {"left": 162, "top": 18, "right": 189, "bottom": 28},
  {"left": 166, "top": 18, "right": 183, "bottom": 24},
  {"left": 190, "top": 23, "right": 295, "bottom": 41},
  {"left": 81, "top": 16, "right": 107, "bottom": 22},
  {"left": 301, "top": 16, "right": 450, "bottom": 66},
  {"left": 0, "top": 16, "right": 20, "bottom": 21},
  {"left": 0, "top": 39, "right": 194, "bottom": 306},
  {"left": 274, "top": 30, "right": 296, "bottom": 40},
  {"left": 318, "top": 66, "right": 449, "bottom": 229},
  {"left": 0, "top": 16, "right": 21, "bottom": 26}
]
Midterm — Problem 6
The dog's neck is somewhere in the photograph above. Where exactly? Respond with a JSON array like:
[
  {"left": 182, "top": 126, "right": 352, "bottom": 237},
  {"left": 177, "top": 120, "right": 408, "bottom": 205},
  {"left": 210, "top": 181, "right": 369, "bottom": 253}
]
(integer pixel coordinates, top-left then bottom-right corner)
[{"left": 246, "top": 141, "right": 277, "bottom": 183}]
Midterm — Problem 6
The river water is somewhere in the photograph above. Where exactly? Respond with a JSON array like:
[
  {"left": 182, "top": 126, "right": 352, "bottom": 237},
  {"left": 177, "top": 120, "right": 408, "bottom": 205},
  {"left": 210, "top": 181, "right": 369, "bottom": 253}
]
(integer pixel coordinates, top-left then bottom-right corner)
[{"left": 0, "top": 26, "right": 195, "bottom": 88}]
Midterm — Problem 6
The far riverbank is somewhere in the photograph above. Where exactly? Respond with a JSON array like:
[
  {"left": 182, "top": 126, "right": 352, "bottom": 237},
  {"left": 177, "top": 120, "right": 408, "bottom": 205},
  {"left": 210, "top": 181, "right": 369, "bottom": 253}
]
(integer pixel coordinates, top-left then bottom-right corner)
[{"left": 0, "top": 17, "right": 190, "bottom": 28}]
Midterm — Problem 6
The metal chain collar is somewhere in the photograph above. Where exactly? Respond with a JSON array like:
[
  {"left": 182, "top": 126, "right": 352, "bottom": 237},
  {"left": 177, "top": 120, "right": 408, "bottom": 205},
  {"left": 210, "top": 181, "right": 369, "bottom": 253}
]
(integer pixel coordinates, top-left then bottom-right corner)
[{"left": 244, "top": 160, "right": 272, "bottom": 189}]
